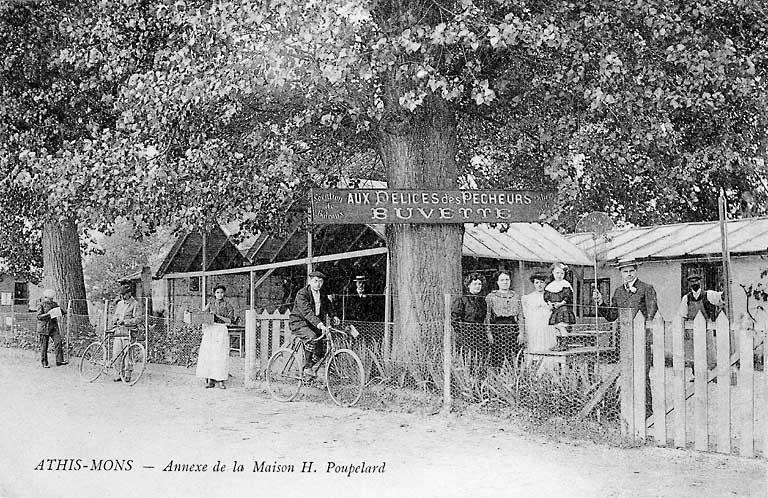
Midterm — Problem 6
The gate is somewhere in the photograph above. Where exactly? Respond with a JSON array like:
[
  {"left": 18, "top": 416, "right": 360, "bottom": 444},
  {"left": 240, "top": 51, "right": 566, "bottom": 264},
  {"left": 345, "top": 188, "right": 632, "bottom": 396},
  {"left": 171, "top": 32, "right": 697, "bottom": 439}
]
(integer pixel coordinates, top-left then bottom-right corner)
[{"left": 622, "top": 310, "right": 766, "bottom": 457}]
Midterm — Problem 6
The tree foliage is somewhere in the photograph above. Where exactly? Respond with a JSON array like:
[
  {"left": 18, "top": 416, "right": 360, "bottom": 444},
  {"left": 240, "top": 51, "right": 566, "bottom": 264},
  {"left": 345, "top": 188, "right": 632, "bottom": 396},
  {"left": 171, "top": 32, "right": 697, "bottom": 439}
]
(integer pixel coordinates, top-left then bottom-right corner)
[{"left": 1, "top": 0, "right": 766, "bottom": 259}]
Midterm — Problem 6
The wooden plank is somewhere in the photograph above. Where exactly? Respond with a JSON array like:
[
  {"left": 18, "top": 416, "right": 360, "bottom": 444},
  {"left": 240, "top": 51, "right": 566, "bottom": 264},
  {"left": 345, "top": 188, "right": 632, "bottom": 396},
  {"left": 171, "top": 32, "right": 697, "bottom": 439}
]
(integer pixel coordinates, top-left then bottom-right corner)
[
  {"left": 651, "top": 314, "right": 667, "bottom": 446},
  {"left": 244, "top": 310, "right": 257, "bottom": 387},
  {"left": 577, "top": 365, "right": 621, "bottom": 420},
  {"left": 693, "top": 312, "right": 708, "bottom": 451},
  {"left": 259, "top": 316, "right": 270, "bottom": 374},
  {"left": 164, "top": 247, "right": 389, "bottom": 279},
  {"left": 633, "top": 312, "right": 647, "bottom": 440},
  {"left": 738, "top": 319, "right": 754, "bottom": 458},
  {"left": 671, "top": 317, "right": 687, "bottom": 448},
  {"left": 620, "top": 308, "right": 634, "bottom": 438},
  {"left": 271, "top": 317, "right": 281, "bottom": 357},
  {"left": 765, "top": 328, "right": 768, "bottom": 459},
  {"left": 715, "top": 312, "right": 731, "bottom": 453},
  {"left": 281, "top": 319, "right": 291, "bottom": 347}
]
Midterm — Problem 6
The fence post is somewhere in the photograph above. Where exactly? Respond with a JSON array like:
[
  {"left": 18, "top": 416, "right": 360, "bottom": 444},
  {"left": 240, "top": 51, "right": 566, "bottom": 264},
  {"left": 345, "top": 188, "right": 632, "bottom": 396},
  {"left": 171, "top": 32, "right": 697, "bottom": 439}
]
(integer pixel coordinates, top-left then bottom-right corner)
[
  {"left": 692, "top": 312, "right": 708, "bottom": 451},
  {"left": 619, "top": 308, "right": 634, "bottom": 438},
  {"left": 738, "top": 316, "right": 755, "bottom": 458},
  {"left": 651, "top": 314, "right": 667, "bottom": 445},
  {"left": 244, "top": 309, "right": 257, "bottom": 388},
  {"left": 671, "top": 317, "right": 686, "bottom": 449},
  {"left": 144, "top": 297, "right": 149, "bottom": 363},
  {"left": 632, "top": 312, "right": 647, "bottom": 440},
  {"left": 259, "top": 310, "right": 270, "bottom": 377},
  {"left": 103, "top": 299, "right": 109, "bottom": 337},
  {"left": 65, "top": 300, "right": 72, "bottom": 361},
  {"left": 441, "top": 293, "right": 452, "bottom": 414},
  {"left": 715, "top": 312, "right": 731, "bottom": 453}
]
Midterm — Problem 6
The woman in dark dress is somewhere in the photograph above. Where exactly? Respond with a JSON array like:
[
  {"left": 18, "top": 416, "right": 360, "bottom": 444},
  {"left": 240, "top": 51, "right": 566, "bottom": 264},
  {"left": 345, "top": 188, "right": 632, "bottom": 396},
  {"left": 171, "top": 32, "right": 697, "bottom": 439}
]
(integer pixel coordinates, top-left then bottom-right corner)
[
  {"left": 543, "top": 262, "right": 576, "bottom": 351},
  {"left": 451, "top": 273, "right": 488, "bottom": 359}
]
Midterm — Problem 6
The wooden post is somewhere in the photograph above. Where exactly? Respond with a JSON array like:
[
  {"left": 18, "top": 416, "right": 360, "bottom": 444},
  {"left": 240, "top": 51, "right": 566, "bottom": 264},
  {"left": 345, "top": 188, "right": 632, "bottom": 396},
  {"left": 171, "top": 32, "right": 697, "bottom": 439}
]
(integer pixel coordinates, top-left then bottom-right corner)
[
  {"left": 249, "top": 271, "right": 255, "bottom": 310},
  {"left": 633, "top": 312, "right": 647, "bottom": 439},
  {"left": 259, "top": 311, "right": 270, "bottom": 377},
  {"left": 144, "top": 297, "right": 149, "bottom": 361},
  {"left": 442, "top": 293, "right": 452, "bottom": 414},
  {"left": 244, "top": 309, "right": 257, "bottom": 387},
  {"left": 65, "top": 300, "right": 72, "bottom": 362},
  {"left": 738, "top": 317, "right": 754, "bottom": 457},
  {"left": 384, "top": 252, "right": 392, "bottom": 357},
  {"left": 671, "top": 317, "right": 686, "bottom": 448},
  {"left": 201, "top": 232, "right": 207, "bottom": 310},
  {"left": 715, "top": 312, "right": 731, "bottom": 453},
  {"left": 693, "top": 312, "right": 708, "bottom": 451},
  {"left": 619, "top": 308, "right": 635, "bottom": 438},
  {"left": 306, "top": 228, "right": 313, "bottom": 275},
  {"left": 651, "top": 314, "right": 666, "bottom": 446},
  {"left": 271, "top": 311, "right": 282, "bottom": 355},
  {"left": 718, "top": 191, "right": 734, "bottom": 322},
  {"left": 103, "top": 299, "right": 109, "bottom": 337}
]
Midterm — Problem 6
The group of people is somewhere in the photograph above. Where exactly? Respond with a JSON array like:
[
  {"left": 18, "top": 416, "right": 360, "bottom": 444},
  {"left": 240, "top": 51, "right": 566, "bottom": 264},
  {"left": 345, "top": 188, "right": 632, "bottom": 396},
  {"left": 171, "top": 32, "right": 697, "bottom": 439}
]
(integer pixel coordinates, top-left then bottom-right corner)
[
  {"left": 36, "top": 284, "right": 140, "bottom": 383},
  {"left": 451, "top": 262, "right": 583, "bottom": 366}
]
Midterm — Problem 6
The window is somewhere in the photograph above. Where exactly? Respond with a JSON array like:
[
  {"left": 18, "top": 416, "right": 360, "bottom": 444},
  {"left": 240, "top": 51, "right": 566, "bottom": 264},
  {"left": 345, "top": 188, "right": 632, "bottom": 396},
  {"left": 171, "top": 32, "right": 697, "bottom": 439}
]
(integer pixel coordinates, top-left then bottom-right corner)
[
  {"left": 13, "top": 282, "right": 28, "bottom": 306},
  {"left": 681, "top": 262, "right": 722, "bottom": 295},
  {"left": 580, "top": 278, "right": 611, "bottom": 317},
  {"left": 188, "top": 277, "right": 200, "bottom": 292}
]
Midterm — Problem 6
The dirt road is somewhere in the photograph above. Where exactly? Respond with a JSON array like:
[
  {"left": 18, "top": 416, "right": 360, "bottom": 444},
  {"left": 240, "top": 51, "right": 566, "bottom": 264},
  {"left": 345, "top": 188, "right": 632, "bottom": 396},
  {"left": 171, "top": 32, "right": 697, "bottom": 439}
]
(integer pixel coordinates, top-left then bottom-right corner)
[{"left": 0, "top": 348, "right": 764, "bottom": 498}]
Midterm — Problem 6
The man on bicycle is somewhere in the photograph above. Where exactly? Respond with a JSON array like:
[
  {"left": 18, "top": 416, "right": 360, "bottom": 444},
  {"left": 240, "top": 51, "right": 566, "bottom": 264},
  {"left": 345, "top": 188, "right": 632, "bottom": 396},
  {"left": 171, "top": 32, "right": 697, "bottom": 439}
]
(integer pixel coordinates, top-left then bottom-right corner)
[
  {"left": 289, "top": 270, "right": 340, "bottom": 378},
  {"left": 111, "top": 283, "right": 140, "bottom": 382}
]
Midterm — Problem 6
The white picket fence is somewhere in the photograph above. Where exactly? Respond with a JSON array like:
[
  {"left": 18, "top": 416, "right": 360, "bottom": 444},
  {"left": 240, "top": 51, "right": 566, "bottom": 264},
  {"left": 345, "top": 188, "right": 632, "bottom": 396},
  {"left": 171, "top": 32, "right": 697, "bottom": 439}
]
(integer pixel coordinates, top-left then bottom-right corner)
[
  {"left": 623, "top": 311, "right": 766, "bottom": 457},
  {"left": 242, "top": 308, "right": 292, "bottom": 386}
]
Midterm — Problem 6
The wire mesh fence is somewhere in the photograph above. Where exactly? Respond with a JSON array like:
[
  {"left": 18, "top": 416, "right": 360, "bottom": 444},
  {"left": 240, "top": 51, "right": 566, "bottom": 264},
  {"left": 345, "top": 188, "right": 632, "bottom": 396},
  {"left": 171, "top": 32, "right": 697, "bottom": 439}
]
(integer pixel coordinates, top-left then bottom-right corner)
[{"left": 2, "top": 292, "right": 631, "bottom": 427}]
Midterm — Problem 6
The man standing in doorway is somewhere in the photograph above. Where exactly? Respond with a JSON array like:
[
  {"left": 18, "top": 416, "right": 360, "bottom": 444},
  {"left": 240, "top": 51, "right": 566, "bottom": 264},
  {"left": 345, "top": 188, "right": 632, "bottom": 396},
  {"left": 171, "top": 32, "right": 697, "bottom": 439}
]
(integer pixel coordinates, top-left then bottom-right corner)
[{"left": 592, "top": 259, "right": 658, "bottom": 417}]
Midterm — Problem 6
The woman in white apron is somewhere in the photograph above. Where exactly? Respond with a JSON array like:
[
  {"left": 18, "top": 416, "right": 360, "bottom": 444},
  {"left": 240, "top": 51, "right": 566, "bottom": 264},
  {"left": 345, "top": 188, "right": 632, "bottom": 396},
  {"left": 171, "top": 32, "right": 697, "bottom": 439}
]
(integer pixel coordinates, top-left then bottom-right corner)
[
  {"left": 196, "top": 284, "right": 236, "bottom": 389},
  {"left": 521, "top": 273, "right": 555, "bottom": 352}
]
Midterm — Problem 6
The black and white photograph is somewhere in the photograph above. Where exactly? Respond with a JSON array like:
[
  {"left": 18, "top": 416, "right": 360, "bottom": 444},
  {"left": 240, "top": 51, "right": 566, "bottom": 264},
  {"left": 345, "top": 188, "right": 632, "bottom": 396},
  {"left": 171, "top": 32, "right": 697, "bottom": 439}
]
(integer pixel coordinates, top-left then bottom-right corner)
[{"left": 0, "top": 0, "right": 766, "bottom": 496}]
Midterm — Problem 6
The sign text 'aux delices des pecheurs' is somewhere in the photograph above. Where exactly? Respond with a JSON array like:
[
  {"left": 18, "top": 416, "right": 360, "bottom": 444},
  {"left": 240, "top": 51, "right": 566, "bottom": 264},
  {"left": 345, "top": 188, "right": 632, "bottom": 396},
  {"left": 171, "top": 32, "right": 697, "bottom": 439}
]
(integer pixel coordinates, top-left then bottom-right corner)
[{"left": 310, "top": 189, "right": 556, "bottom": 224}]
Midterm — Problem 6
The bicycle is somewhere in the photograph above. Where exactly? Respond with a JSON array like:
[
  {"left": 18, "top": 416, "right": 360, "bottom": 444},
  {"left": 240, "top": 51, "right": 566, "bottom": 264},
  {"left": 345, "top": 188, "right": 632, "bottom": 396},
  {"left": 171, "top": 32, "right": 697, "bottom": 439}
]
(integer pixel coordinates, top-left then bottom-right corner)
[
  {"left": 266, "top": 325, "right": 365, "bottom": 407},
  {"left": 78, "top": 328, "right": 147, "bottom": 386}
]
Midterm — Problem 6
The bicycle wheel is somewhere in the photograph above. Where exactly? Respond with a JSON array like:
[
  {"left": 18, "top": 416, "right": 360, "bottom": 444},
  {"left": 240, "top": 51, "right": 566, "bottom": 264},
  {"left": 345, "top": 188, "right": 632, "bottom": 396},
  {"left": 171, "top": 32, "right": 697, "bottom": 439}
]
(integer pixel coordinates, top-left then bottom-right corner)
[
  {"left": 79, "top": 342, "right": 106, "bottom": 382},
  {"left": 266, "top": 347, "right": 304, "bottom": 402},
  {"left": 326, "top": 349, "right": 365, "bottom": 407},
  {"left": 121, "top": 343, "right": 147, "bottom": 386}
]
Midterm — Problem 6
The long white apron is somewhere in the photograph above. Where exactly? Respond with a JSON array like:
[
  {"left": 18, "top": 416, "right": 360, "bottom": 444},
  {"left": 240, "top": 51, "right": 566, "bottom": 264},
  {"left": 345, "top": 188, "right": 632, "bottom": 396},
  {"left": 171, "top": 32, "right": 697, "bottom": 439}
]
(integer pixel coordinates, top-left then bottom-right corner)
[
  {"left": 195, "top": 323, "right": 230, "bottom": 381},
  {"left": 522, "top": 291, "right": 556, "bottom": 352}
]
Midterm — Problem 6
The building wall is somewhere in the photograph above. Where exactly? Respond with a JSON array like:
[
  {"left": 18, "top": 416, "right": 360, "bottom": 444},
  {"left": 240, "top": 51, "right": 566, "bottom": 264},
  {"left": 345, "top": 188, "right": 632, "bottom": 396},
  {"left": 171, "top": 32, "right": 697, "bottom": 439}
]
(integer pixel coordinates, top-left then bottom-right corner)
[
  {"left": 0, "top": 275, "right": 42, "bottom": 311},
  {"left": 595, "top": 256, "right": 765, "bottom": 323}
]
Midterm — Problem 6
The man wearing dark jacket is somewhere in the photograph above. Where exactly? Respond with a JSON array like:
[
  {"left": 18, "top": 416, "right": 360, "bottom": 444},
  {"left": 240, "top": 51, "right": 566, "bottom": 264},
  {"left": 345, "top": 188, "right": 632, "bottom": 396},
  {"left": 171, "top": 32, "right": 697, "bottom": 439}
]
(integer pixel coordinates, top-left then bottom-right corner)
[
  {"left": 37, "top": 289, "right": 67, "bottom": 368},
  {"left": 592, "top": 259, "right": 658, "bottom": 417},
  {"left": 289, "top": 270, "right": 339, "bottom": 376}
]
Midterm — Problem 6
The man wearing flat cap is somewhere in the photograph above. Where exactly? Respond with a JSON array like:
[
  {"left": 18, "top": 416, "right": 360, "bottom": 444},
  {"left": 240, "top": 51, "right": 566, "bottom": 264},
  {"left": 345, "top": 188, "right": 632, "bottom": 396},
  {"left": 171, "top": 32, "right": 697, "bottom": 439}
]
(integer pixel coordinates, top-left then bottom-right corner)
[
  {"left": 678, "top": 273, "right": 725, "bottom": 374},
  {"left": 111, "top": 283, "right": 140, "bottom": 382},
  {"left": 289, "top": 270, "right": 340, "bottom": 377},
  {"left": 592, "top": 258, "right": 658, "bottom": 417},
  {"left": 678, "top": 274, "right": 724, "bottom": 322}
]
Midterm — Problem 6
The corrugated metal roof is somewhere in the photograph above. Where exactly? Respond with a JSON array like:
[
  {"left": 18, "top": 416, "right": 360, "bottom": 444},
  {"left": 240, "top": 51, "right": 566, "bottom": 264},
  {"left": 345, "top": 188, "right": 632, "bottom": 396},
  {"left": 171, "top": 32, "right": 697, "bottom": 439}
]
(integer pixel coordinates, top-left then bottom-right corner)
[
  {"left": 567, "top": 216, "right": 768, "bottom": 261},
  {"left": 369, "top": 223, "right": 591, "bottom": 265}
]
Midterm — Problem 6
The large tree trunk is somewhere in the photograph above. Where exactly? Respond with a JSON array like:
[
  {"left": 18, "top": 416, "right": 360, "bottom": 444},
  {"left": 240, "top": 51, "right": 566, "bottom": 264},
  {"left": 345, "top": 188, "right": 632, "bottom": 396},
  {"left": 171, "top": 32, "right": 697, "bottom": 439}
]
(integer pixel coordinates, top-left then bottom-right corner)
[
  {"left": 378, "top": 97, "right": 463, "bottom": 355},
  {"left": 42, "top": 218, "right": 88, "bottom": 316}
]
